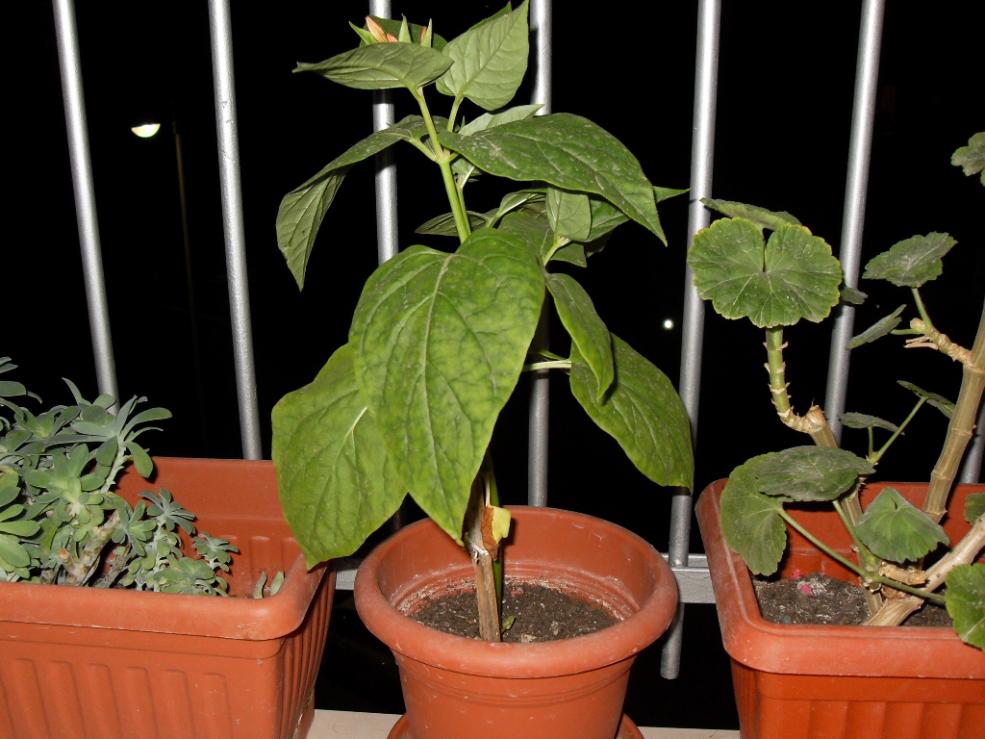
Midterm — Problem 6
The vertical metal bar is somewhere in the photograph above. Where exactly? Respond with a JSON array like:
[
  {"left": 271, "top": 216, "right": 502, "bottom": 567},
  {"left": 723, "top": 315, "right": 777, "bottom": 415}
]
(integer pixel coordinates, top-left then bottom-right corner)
[
  {"left": 661, "top": 0, "right": 721, "bottom": 681},
  {"left": 208, "top": 0, "right": 262, "bottom": 459},
  {"left": 52, "top": 0, "right": 118, "bottom": 403},
  {"left": 370, "top": 1, "right": 399, "bottom": 265},
  {"left": 824, "top": 0, "right": 885, "bottom": 441},
  {"left": 527, "top": 0, "right": 552, "bottom": 507}
]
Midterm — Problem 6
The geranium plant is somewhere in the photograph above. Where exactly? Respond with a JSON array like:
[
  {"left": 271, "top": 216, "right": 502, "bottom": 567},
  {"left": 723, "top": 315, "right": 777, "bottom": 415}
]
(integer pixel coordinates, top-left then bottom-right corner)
[
  {"left": 0, "top": 358, "right": 245, "bottom": 595},
  {"left": 272, "top": 2, "right": 693, "bottom": 640},
  {"left": 687, "top": 131, "right": 985, "bottom": 650}
]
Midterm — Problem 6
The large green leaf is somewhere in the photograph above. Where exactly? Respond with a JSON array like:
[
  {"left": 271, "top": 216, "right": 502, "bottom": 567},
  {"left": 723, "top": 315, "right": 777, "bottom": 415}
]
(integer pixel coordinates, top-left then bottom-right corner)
[
  {"left": 546, "top": 188, "right": 592, "bottom": 242},
  {"left": 498, "top": 207, "right": 554, "bottom": 262},
  {"left": 453, "top": 104, "right": 542, "bottom": 186},
  {"left": 277, "top": 116, "right": 431, "bottom": 289},
  {"left": 742, "top": 446, "right": 873, "bottom": 502},
  {"left": 547, "top": 273, "right": 612, "bottom": 398},
  {"left": 272, "top": 345, "right": 406, "bottom": 564},
  {"left": 688, "top": 218, "right": 843, "bottom": 328},
  {"left": 862, "top": 233, "right": 957, "bottom": 288},
  {"left": 441, "top": 113, "right": 664, "bottom": 241},
  {"left": 570, "top": 335, "right": 693, "bottom": 489},
  {"left": 351, "top": 229, "right": 545, "bottom": 541},
  {"left": 720, "top": 460, "right": 787, "bottom": 576},
  {"left": 952, "top": 131, "right": 985, "bottom": 185},
  {"left": 296, "top": 43, "right": 453, "bottom": 90},
  {"left": 847, "top": 305, "right": 907, "bottom": 349},
  {"left": 436, "top": 0, "right": 529, "bottom": 110},
  {"left": 855, "top": 487, "right": 949, "bottom": 563},
  {"left": 700, "top": 198, "right": 801, "bottom": 231},
  {"left": 963, "top": 493, "right": 985, "bottom": 524},
  {"left": 945, "top": 564, "right": 985, "bottom": 650}
]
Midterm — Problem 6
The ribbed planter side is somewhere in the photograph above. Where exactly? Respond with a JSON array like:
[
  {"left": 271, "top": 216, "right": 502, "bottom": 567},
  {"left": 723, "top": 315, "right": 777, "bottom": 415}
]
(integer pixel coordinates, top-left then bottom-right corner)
[
  {"left": 355, "top": 506, "right": 679, "bottom": 739},
  {"left": 697, "top": 479, "right": 985, "bottom": 739},
  {"left": 0, "top": 458, "right": 335, "bottom": 739}
]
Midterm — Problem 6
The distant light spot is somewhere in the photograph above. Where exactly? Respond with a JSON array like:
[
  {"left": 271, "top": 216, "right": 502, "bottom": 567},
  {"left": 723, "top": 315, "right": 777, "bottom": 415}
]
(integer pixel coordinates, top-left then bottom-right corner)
[
  {"left": 661, "top": 318, "right": 675, "bottom": 331},
  {"left": 131, "top": 123, "right": 161, "bottom": 139}
]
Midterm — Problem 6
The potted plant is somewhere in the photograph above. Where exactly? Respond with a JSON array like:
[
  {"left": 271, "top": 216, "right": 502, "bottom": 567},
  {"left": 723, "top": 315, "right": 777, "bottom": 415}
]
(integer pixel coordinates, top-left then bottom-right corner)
[
  {"left": 688, "top": 132, "right": 985, "bottom": 738},
  {"left": 272, "top": 4, "right": 693, "bottom": 737},
  {"left": 0, "top": 358, "right": 334, "bottom": 739}
]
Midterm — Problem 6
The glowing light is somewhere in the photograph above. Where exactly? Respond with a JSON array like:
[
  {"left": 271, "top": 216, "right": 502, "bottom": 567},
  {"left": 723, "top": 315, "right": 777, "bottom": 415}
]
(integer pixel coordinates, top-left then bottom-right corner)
[
  {"left": 662, "top": 318, "right": 675, "bottom": 331},
  {"left": 130, "top": 123, "right": 162, "bottom": 139}
]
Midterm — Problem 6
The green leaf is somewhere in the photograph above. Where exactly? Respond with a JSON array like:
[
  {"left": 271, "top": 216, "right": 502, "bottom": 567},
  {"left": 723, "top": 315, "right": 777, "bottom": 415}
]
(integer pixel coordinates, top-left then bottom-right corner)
[
  {"left": 351, "top": 229, "right": 545, "bottom": 541},
  {"left": 547, "top": 273, "right": 613, "bottom": 398},
  {"left": 688, "top": 219, "right": 843, "bottom": 328},
  {"left": 855, "top": 487, "right": 949, "bottom": 563},
  {"left": 0, "top": 381, "right": 27, "bottom": 398},
  {"left": 457, "top": 104, "right": 543, "bottom": 137},
  {"left": 720, "top": 459, "right": 786, "bottom": 576},
  {"left": 436, "top": 0, "right": 529, "bottom": 110},
  {"left": 488, "top": 190, "right": 545, "bottom": 226},
  {"left": 862, "top": 233, "right": 957, "bottom": 288},
  {"left": 963, "top": 493, "right": 985, "bottom": 524},
  {"left": 840, "top": 286, "right": 868, "bottom": 306},
  {"left": 0, "top": 519, "right": 40, "bottom": 537},
  {"left": 0, "top": 533, "right": 30, "bottom": 568},
  {"left": 277, "top": 116, "right": 431, "bottom": 289},
  {"left": 840, "top": 412, "right": 899, "bottom": 432},
  {"left": 744, "top": 446, "right": 874, "bottom": 502},
  {"left": 847, "top": 305, "right": 907, "bottom": 349},
  {"left": 415, "top": 210, "right": 489, "bottom": 237},
  {"left": 570, "top": 335, "right": 693, "bottom": 489},
  {"left": 898, "top": 381, "right": 954, "bottom": 419},
  {"left": 945, "top": 564, "right": 985, "bottom": 650},
  {"left": 951, "top": 131, "right": 985, "bottom": 185},
  {"left": 546, "top": 189, "right": 592, "bottom": 242},
  {"left": 128, "top": 441, "right": 153, "bottom": 478},
  {"left": 441, "top": 113, "right": 664, "bottom": 241},
  {"left": 701, "top": 198, "right": 802, "bottom": 231},
  {"left": 498, "top": 208, "right": 555, "bottom": 262},
  {"left": 296, "top": 43, "right": 452, "bottom": 91},
  {"left": 272, "top": 345, "right": 406, "bottom": 563},
  {"left": 453, "top": 105, "right": 542, "bottom": 186},
  {"left": 551, "top": 243, "right": 588, "bottom": 268}
]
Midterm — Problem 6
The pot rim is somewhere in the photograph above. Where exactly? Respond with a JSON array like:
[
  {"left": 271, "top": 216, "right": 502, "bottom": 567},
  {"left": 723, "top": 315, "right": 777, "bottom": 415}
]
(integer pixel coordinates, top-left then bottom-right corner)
[
  {"left": 696, "top": 478, "right": 985, "bottom": 678},
  {"left": 354, "top": 505, "right": 679, "bottom": 678}
]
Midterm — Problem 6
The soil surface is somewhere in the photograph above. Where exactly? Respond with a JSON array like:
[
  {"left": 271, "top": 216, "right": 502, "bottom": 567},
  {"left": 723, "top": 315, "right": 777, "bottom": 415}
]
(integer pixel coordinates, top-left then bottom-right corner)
[
  {"left": 754, "top": 572, "right": 951, "bottom": 627},
  {"left": 410, "top": 580, "right": 617, "bottom": 642}
]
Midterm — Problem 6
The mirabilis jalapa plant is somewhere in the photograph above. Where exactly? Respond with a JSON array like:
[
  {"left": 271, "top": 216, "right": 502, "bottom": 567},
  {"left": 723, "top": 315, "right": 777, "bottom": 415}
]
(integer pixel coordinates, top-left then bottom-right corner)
[
  {"left": 272, "top": 3, "right": 693, "bottom": 640},
  {"left": 687, "top": 131, "right": 985, "bottom": 650}
]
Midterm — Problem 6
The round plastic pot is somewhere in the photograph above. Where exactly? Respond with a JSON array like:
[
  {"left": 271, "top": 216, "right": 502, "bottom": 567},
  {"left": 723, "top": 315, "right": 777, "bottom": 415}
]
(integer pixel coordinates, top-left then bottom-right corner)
[
  {"left": 354, "top": 505, "right": 678, "bottom": 739},
  {"left": 0, "top": 457, "right": 335, "bottom": 739},
  {"left": 696, "top": 480, "right": 985, "bottom": 739}
]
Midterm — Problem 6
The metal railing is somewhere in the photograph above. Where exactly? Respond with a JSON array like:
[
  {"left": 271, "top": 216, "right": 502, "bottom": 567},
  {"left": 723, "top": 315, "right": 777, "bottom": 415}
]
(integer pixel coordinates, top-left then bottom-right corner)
[{"left": 51, "top": 0, "right": 983, "bottom": 683}]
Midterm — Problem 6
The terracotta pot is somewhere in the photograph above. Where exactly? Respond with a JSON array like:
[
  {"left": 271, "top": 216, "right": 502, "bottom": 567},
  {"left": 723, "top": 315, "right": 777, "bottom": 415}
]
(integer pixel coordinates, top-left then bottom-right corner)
[
  {"left": 354, "top": 505, "right": 678, "bottom": 739},
  {"left": 0, "top": 457, "right": 335, "bottom": 739},
  {"left": 696, "top": 479, "right": 985, "bottom": 739}
]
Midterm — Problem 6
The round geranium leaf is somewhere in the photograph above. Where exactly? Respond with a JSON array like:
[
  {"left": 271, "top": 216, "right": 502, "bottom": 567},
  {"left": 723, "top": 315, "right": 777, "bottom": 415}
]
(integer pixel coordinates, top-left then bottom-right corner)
[
  {"left": 720, "top": 458, "right": 786, "bottom": 576},
  {"left": 855, "top": 487, "right": 949, "bottom": 563},
  {"left": 689, "top": 219, "right": 842, "bottom": 328},
  {"left": 945, "top": 564, "right": 985, "bottom": 650},
  {"left": 745, "top": 446, "right": 874, "bottom": 502},
  {"left": 862, "top": 232, "right": 957, "bottom": 288}
]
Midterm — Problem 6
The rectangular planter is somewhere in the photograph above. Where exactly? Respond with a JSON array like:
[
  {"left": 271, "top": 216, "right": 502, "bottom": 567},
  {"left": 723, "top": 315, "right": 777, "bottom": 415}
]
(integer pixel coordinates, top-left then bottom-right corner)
[
  {"left": 0, "top": 457, "right": 335, "bottom": 739},
  {"left": 697, "top": 480, "right": 985, "bottom": 739}
]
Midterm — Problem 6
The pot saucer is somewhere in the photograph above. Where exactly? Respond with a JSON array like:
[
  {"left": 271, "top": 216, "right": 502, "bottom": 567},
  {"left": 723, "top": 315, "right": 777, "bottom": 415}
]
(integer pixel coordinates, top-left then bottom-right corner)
[{"left": 387, "top": 713, "right": 644, "bottom": 738}]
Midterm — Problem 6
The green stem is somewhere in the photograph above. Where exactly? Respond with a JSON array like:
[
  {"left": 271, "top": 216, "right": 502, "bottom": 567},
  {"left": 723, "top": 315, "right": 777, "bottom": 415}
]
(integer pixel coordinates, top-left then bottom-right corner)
[
  {"left": 871, "top": 398, "right": 926, "bottom": 464},
  {"left": 911, "top": 287, "right": 934, "bottom": 330},
  {"left": 778, "top": 510, "right": 945, "bottom": 605},
  {"left": 447, "top": 95, "right": 464, "bottom": 132},
  {"left": 523, "top": 359, "right": 571, "bottom": 373},
  {"left": 413, "top": 89, "right": 471, "bottom": 244}
]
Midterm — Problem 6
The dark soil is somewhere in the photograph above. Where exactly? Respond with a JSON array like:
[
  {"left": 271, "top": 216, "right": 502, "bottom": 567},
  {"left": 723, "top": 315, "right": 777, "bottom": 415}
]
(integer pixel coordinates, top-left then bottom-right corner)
[
  {"left": 754, "top": 572, "right": 952, "bottom": 627},
  {"left": 410, "top": 579, "right": 617, "bottom": 642}
]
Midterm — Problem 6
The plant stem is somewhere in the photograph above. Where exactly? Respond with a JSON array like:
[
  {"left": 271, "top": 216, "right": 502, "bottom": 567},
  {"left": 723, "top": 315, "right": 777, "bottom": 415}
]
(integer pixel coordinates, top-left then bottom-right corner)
[
  {"left": 764, "top": 329, "right": 883, "bottom": 611},
  {"left": 523, "top": 359, "right": 571, "bottom": 373},
  {"left": 871, "top": 398, "right": 926, "bottom": 464},
  {"left": 778, "top": 510, "right": 945, "bottom": 605},
  {"left": 413, "top": 89, "right": 471, "bottom": 244},
  {"left": 922, "top": 303, "right": 985, "bottom": 520},
  {"left": 911, "top": 287, "right": 934, "bottom": 330}
]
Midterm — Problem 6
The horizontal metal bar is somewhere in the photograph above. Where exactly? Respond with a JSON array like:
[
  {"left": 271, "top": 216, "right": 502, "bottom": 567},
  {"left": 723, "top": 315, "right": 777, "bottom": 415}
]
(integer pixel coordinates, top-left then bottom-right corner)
[{"left": 333, "top": 554, "right": 714, "bottom": 605}]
